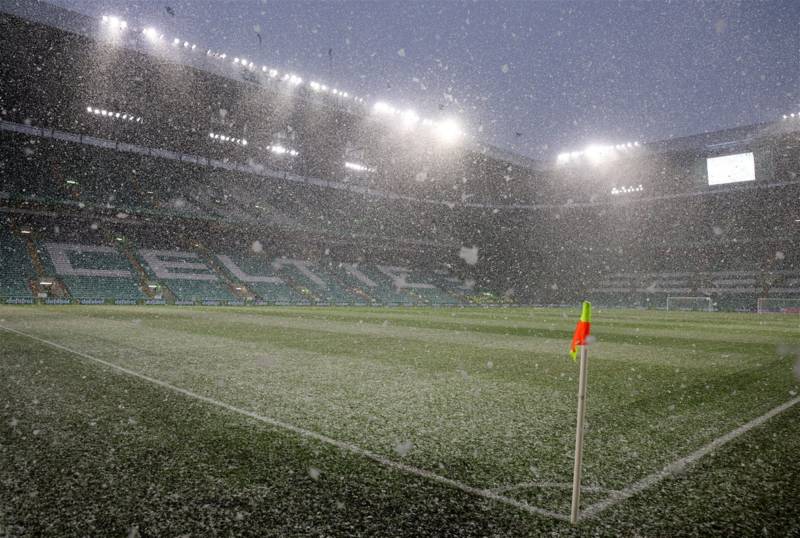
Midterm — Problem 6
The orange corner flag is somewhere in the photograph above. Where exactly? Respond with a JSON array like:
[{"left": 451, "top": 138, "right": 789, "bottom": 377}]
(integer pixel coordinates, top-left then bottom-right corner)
[{"left": 569, "top": 301, "right": 592, "bottom": 360}]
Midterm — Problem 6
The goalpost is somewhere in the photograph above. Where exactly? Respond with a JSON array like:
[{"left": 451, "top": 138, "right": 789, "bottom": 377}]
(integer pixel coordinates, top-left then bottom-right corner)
[
  {"left": 666, "top": 296, "right": 713, "bottom": 312},
  {"left": 757, "top": 298, "right": 800, "bottom": 314}
]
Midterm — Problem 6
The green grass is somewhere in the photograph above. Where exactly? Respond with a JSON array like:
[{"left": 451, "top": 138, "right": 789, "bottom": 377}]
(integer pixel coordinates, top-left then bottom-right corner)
[{"left": 1, "top": 305, "right": 799, "bottom": 536}]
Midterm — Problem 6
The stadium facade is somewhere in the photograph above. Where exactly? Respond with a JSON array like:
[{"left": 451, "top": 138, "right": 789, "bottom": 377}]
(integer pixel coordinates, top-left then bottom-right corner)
[{"left": 1, "top": 1, "right": 798, "bottom": 310}]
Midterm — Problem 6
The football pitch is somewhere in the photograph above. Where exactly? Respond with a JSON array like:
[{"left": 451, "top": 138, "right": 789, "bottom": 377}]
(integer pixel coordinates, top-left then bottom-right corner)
[{"left": 1, "top": 305, "right": 799, "bottom": 536}]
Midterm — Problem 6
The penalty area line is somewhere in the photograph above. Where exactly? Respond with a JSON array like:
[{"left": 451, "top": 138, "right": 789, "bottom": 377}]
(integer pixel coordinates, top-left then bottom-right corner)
[
  {"left": 0, "top": 325, "right": 570, "bottom": 523},
  {"left": 579, "top": 394, "right": 800, "bottom": 522}
]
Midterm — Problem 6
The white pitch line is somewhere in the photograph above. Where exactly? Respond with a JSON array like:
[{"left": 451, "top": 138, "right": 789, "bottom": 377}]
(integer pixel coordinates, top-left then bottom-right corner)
[
  {"left": 492, "top": 481, "right": 616, "bottom": 495},
  {"left": 0, "top": 325, "right": 570, "bottom": 523},
  {"left": 580, "top": 394, "right": 800, "bottom": 522}
]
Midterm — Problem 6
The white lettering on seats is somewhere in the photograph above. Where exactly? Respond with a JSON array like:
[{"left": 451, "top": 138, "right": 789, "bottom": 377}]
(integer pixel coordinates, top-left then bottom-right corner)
[
  {"left": 341, "top": 263, "right": 377, "bottom": 287},
  {"left": 376, "top": 265, "right": 435, "bottom": 289},
  {"left": 272, "top": 259, "right": 327, "bottom": 288},
  {"left": 216, "top": 255, "right": 284, "bottom": 283},
  {"left": 44, "top": 243, "right": 131, "bottom": 278},
  {"left": 138, "top": 249, "right": 217, "bottom": 281}
]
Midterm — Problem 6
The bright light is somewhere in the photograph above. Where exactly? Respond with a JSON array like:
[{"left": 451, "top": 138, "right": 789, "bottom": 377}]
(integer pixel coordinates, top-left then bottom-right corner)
[
  {"left": 400, "top": 109, "right": 420, "bottom": 129},
  {"left": 268, "top": 145, "right": 298, "bottom": 156},
  {"left": 585, "top": 144, "right": 614, "bottom": 163},
  {"left": 611, "top": 185, "right": 644, "bottom": 195},
  {"left": 86, "top": 106, "right": 93, "bottom": 113},
  {"left": 433, "top": 119, "right": 463, "bottom": 144},
  {"left": 268, "top": 69, "right": 278, "bottom": 78},
  {"left": 173, "top": 38, "right": 180, "bottom": 45},
  {"left": 345, "top": 161, "right": 375, "bottom": 173},
  {"left": 102, "top": 15, "right": 127, "bottom": 31},
  {"left": 373, "top": 101, "right": 396, "bottom": 115},
  {"left": 142, "top": 27, "right": 161, "bottom": 41}
]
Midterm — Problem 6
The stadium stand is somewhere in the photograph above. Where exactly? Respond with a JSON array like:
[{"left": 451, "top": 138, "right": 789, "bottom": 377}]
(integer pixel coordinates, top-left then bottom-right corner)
[
  {"left": 137, "top": 249, "right": 236, "bottom": 303},
  {"left": 215, "top": 254, "right": 309, "bottom": 305},
  {"left": 0, "top": 4, "right": 798, "bottom": 311},
  {"left": 0, "top": 228, "right": 35, "bottom": 299},
  {"left": 40, "top": 242, "right": 147, "bottom": 302}
]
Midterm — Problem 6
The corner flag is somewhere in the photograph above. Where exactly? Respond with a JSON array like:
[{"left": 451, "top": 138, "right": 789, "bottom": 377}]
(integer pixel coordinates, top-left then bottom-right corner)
[
  {"left": 569, "top": 301, "right": 592, "bottom": 360},
  {"left": 570, "top": 301, "right": 592, "bottom": 524}
]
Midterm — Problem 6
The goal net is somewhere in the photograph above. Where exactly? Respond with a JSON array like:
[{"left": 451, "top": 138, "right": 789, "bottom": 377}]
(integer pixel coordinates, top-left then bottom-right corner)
[
  {"left": 666, "top": 296, "right": 713, "bottom": 312},
  {"left": 757, "top": 298, "right": 800, "bottom": 314}
]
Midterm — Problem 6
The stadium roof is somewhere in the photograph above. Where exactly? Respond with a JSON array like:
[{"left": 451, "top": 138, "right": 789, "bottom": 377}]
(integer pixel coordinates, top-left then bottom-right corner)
[{"left": 1, "top": 0, "right": 549, "bottom": 172}]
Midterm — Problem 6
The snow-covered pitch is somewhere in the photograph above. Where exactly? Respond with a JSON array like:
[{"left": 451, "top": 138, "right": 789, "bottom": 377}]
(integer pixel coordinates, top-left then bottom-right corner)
[{"left": 1, "top": 304, "right": 798, "bottom": 536}]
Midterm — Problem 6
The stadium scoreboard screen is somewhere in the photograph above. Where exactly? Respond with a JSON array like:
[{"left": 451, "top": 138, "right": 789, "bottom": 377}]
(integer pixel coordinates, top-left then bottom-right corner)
[{"left": 706, "top": 152, "right": 756, "bottom": 186}]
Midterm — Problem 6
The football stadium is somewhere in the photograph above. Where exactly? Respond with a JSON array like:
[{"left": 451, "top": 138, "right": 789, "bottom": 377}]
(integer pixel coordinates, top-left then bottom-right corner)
[{"left": 1, "top": 2, "right": 799, "bottom": 536}]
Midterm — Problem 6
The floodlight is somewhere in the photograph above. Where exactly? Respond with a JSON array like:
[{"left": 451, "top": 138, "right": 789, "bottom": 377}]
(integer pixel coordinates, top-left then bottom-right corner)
[
  {"left": 373, "top": 101, "right": 396, "bottom": 115},
  {"left": 584, "top": 144, "right": 616, "bottom": 163},
  {"left": 345, "top": 161, "right": 373, "bottom": 172},
  {"left": 173, "top": 38, "right": 180, "bottom": 45},
  {"left": 434, "top": 119, "right": 463, "bottom": 144},
  {"left": 268, "top": 69, "right": 278, "bottom": 78},
  {"left": 400, "top": 109, "right": 420, "bottom": 128},
  {"left": 143, "top": 27, "right": 160, "bottom": 41},
  {"left": 86, "top": 106, "right": 93, "bottom": 113}
]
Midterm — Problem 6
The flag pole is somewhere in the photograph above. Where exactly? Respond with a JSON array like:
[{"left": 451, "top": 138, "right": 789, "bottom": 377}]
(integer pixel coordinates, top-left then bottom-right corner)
[{"left": 570, "top": 344, "right": 589, "bottom": 524}]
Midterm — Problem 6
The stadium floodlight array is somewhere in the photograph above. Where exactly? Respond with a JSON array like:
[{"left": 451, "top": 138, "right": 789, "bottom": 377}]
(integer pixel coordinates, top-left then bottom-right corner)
[
  {"left": 142, "top": 28, "right": 163, "bottom": 41},
  {"left": 782, "top": 112, "right": 800, "bottom": 120},
  {"left": 86, "top": 106, "right": 143, "bottom": 123},
  {"left": 344, "top": 161, "right": 375, "bottom": 173},
  {"left": 557, "top": 141, "right": 640, "bottom": 165},
  {"left": 268, "top": 144, "right": 299, "bottom": 157},
  {"left": 309, "top": 81, "right": 350, "bottom": 98},
  {"left": 372, "top": 101, "right": 464, "bottom": 143},
  {"left": 123, "top": 16, "right": 365, "bottom": 106},
  {"left": 209, "top": 132, "right": 247, "bottom": 146},
  {"left": 610, "top": 184, "right": 644, "bottom": 195},
  {"left": 100, "top": 15, "right": 127, "bottom": 31}
]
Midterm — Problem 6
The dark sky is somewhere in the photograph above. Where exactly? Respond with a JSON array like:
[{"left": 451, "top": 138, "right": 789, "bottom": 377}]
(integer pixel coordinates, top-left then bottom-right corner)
[{"left": 51, "top": 0, "right": 799, "bottom": 161}]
